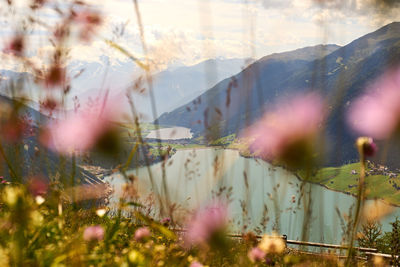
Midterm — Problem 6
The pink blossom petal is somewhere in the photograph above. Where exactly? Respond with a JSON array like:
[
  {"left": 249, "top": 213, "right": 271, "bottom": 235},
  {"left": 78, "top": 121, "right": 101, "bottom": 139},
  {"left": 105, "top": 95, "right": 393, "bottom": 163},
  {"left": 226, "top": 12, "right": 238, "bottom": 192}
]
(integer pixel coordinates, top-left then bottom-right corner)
[{"left": 347, "top": 67, "right": 400, "bottom": 139}]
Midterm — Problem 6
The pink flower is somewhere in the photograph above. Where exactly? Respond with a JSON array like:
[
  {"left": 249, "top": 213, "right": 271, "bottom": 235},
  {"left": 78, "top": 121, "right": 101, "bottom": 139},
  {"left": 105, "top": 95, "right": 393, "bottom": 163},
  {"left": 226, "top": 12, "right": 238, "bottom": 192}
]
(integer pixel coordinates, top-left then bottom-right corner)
[
  {"left": 3, "top": 35, "right": 24, "bottom": 56},
  {"left": 356, "top": 137, "right": 378, "bottom": 157},
  {"left": 244, "top": 93, "right": 324, "bottom": 167},
  {"left": 161, "top": 217, "right": 171, "bottom": 226},
  {"left": 248, "top": 247, "right": 266, "bottom": 263},
  {"left": 189, "top": 261, "right": 204, "bottom": 267},
  {"left": 134, "top": 227, "right": 150, "bottom": 242},
  {"left": 83, "top": 225, "right": 104, "bottom": 242},
  {"left": 42, "top": 99, "right": 120, "bottom": 154},
  {"left": 347, "top": 67, "right": 400, "bottom": 139},
  {"left": 185, "top": 202, "right": 228, "bottom": 246},
  {"left": 28, "top": 176, "right": 48, "bottom": 196}
]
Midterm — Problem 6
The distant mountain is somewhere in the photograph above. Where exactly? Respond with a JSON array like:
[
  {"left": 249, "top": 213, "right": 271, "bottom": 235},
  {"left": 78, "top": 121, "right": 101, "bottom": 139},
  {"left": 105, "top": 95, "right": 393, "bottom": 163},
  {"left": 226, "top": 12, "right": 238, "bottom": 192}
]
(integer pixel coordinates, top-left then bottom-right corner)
[
  {"left": 147, "top": 58, "right": 248, "bottom": 117},
  {"left": 157, "top": 22, "right": 400, "bottom": 167},
  {"left": 157, "top": 44, "right": 341, "bottom": 131},
  {"left": 69, "top": 57, "right": 248, "bottom": 121}
]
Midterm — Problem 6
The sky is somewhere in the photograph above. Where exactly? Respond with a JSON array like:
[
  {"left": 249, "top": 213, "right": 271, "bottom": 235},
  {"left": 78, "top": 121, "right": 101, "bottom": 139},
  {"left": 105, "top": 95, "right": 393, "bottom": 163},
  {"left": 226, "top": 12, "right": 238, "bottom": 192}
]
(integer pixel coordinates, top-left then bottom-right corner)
[{"left": 1, "top": 0, "right": 400, "bottom": 71}]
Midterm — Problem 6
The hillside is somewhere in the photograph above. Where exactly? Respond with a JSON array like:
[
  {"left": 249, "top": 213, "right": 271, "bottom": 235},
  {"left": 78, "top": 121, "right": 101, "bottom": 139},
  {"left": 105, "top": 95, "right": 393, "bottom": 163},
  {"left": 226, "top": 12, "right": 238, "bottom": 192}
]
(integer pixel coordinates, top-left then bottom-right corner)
[
  {"left": 0, "top": 95, "right": 104, "bottom": 186},
  {"left": 157, "top": 22, "right": 400, "bottom": 167}
]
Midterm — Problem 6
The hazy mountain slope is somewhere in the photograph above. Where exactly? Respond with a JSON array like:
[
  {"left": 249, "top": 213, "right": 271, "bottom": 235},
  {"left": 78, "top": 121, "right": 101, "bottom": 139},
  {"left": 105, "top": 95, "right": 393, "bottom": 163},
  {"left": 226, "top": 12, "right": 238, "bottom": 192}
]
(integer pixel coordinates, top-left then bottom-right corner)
[
  {"left": 67, "top": 58, "right": 248, "bottom": 121},
  {"left": 157, "top": 44, "right": 340, "bottom": 131},
  {"left": 0, "top": 95, "right": 103, "bottom": 185},
  {"left": 149, "top": 58, "right": 247, "bottom": 114},
  {"left": 157, "top": 22, "right": 400, "bottom": 166}
]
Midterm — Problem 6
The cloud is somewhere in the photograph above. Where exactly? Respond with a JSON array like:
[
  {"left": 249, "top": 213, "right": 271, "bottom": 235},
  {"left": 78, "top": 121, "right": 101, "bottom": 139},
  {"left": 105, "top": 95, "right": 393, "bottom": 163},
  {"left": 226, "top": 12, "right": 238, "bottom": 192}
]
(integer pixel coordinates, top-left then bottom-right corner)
[
  {"left": 262, "top": 0, "right": 292, "bottom": 9},
  {"left": 1, "top": 0, "right": 400, "bottom": 73}
]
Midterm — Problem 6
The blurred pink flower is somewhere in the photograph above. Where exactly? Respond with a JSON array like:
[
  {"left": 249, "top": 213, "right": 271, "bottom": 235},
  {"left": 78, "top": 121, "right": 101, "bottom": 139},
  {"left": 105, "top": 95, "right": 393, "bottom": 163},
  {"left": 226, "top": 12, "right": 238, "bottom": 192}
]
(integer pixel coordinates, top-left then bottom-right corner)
[
  {"left": 244, "top": 93, "right": 324, "bottom": 165},
  {"left": 189, "top": 261, "right": 204, "bottom": 267},
  {"left": 83, "top": 225, "right": 104, "bottom": 242},
  {"left": 248, "top": 247, "right": 266, "bottom": 263},
  {"left": 3, "top": 35, "right": 24, "bottom": 56},
  {"left": 185, "top": 202, "right": 228, "bottom": 246},
  {"left": 42, "top": 99, "right": 120, "bottom": 154},
  {"left": 28, "top": 176, "right": 48, "bottom": 196},
  {"left": 348, "top": 67, "right": 400, "bottom": 139},
  {"left": 161, "top": 217, "right": 171, "bottom": 226},
  {"left": 134, "top": 227, "right": 150, "bottom": 242}
]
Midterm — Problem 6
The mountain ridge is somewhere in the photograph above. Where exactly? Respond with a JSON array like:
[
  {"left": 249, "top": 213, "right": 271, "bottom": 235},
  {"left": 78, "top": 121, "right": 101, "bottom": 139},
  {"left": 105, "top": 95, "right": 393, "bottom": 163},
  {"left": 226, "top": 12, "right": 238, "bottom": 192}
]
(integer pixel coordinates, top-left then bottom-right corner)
[{"left": 157, "top": 22, "right": 400, "bottom": 167}]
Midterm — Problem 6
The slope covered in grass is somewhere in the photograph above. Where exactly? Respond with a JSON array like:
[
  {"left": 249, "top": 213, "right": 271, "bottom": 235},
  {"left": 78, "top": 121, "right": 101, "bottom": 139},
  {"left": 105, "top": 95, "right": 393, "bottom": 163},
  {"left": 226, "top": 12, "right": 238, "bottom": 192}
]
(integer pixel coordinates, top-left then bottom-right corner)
[{"left": 298, "top": 162, "right": 400, "bottom": 206}]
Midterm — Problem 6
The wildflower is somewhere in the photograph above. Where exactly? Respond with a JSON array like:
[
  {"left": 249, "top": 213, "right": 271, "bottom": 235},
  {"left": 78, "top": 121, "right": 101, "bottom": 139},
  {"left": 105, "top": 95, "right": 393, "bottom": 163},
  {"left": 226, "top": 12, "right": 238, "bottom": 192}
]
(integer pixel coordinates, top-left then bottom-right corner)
[
  {"left": 356, "top": 137, "right": 377, "bottom": 157},
  {"left": 83, "top": 225, "right": 104, "bottom": 242},
  {"left": 42, "top": 100, "right": 120, "bottom": 155},
  {"left": 128, "top": 250, "right": 145, "bottom": 265},
  {"left": 244, "top": 93, "right": 324, "bottom": 169},
  {"left": 161, "top": 217, "right": 171, "bottom": 226},
  {"left": 28, "top": 176, "right": 48, "bottom": 197},
  {"left": 3, "top": 35, "right": 24, "bottom": 56},
  {"left": 3, "top": 187, "right": 22, "bottom": 206},
  {"left": 248, "top": 247, "right": 266, "bottom": 263},
  {"left": 347, "top": 66, "right": 400, "bottom": 139},
  {"left": 35, "top": 195, "right": 45, "bottom": 205},
  {"left": 96, "top": 208, "right": 107, "bottom": 217},
  {"left": 258, "top": 233, "right": 285, "bottom": 254},
  {"left": 190, "top": 261, "right": 204, "bottom": 267},
  {"left": 185, "top": 202, "right": 228, "bottom": 245},
  {"left": 134, "top": 227, "right": 151, "bottom": 242}
]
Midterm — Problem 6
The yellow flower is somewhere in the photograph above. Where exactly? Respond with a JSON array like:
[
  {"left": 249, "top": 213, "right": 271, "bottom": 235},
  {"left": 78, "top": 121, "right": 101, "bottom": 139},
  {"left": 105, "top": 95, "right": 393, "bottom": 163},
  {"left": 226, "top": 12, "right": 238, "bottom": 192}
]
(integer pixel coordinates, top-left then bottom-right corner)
[
  {"left": 96, "top": 208, "right": 107, "bottom": 217},
  {"left": 128, "top": 250, "right": 145, "bottom": 265},
  {"left": 3, "top": 187, "right": 22, "bottom": 206},
  {"left": 258, "top": 233, "right": 285, "bottom": 254}
]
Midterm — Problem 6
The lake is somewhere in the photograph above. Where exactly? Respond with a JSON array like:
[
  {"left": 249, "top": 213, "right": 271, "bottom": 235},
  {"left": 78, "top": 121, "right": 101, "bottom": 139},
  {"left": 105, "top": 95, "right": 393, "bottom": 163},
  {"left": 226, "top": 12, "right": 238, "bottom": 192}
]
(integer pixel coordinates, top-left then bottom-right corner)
[
  {"left": 145, "top": 127, "right": 193, "bottom": 140},
  {"left": 106, "top": 148, "right": 400, "bottom": 245}
]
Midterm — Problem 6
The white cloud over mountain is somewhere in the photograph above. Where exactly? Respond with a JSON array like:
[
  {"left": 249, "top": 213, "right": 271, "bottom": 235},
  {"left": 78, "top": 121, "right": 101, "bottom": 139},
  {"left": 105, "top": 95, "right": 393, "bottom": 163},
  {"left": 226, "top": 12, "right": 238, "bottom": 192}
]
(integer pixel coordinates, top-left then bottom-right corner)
[{"left": 0, "top": 0, "right": 399, "bottom": 76}]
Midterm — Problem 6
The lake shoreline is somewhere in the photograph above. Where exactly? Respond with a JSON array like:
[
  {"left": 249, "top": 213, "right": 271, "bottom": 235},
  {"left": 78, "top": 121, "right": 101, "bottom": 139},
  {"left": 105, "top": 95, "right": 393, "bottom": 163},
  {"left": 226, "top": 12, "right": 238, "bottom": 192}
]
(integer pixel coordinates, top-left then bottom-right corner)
[
  {"left": 174, "top": 145, "right": 400, "bottom": 208},
  {"left": 230, "top": 148, "right": 400, "bottom": 209}
]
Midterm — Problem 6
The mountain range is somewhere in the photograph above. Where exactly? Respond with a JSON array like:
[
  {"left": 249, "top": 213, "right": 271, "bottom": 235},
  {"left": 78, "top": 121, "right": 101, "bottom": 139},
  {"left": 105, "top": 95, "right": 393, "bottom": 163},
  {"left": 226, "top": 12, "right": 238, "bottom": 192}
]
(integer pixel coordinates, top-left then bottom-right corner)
[
  {"left": 68, "top": 57, "right": 248, "bottom": 121},
  {"left": 157, "top": 22, "right": 400, "bottom": 167}
]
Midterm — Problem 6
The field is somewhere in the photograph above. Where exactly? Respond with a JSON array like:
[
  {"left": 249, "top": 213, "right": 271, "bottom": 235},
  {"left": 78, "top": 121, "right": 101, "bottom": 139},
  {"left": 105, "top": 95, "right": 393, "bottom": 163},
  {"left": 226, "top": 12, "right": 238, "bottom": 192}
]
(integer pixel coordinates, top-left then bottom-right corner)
[{"left": 298, "top": 162, "right": 400, "bottom": 206}]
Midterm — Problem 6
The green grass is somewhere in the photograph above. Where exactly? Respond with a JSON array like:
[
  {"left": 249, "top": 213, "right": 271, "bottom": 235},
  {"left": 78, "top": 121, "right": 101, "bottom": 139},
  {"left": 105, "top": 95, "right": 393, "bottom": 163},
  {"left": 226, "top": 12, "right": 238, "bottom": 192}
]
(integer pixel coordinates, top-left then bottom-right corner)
[
  {"left": 146, "top": 142, "right": 205, "bottom": 150},
  {"left": 298, "top": 162, "right": 400, "bottom": 206},
  {"left": 115, "top": 123, "right": 166, "bottom": 139},
  {"left": 210, "top": 134, "right": 236, "bottom": 146}
]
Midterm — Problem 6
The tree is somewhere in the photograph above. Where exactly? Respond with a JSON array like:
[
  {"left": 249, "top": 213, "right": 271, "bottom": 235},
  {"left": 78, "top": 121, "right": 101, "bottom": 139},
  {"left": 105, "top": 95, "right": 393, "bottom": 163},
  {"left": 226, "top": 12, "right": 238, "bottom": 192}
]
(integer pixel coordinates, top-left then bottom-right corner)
[{"left": 357, "top": 220, "right": 382, "bottom": 249}]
